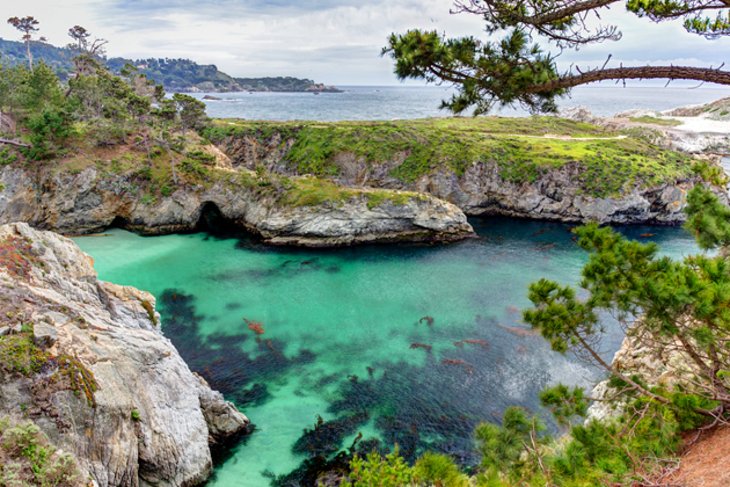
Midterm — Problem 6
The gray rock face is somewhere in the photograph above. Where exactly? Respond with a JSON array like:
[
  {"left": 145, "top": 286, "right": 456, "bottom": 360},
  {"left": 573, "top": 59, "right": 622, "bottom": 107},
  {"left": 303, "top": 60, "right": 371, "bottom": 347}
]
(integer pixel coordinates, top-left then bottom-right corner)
[
  {"left": 214, "top": 135, "right": 707, "bottom": 225},
  {"left": 0, "top": 222, "right": 249, "bottom": 486},
  {"left": 587, "top": 326, "right": 702, "bottom": 422},
  {"left": 0, "top": 166, "right": 474, "bottom": 245}
]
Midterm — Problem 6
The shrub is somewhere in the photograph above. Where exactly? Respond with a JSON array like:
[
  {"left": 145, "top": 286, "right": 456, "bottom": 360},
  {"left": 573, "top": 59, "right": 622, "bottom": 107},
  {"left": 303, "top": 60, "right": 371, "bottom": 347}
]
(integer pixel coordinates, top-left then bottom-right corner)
[
  {"left": 0, "top": 147, "right": 18, "bottom": 166},
  {"left": 413, "top": 452, "right": 469, "bottom": 487},
  {"left": 23, "top": 107, "right": 73, "bottom": 160},
  {"left": 342, "top": 448, "right": 415, "bottom": 487},
  {"left": 0, "top": 418, "right": 83, "bottom": 486}
]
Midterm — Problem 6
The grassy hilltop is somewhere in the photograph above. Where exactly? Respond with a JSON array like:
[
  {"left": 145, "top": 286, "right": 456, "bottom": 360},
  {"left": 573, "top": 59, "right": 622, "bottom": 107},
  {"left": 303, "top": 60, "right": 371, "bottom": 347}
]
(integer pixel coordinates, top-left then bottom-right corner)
[{"left": 206, "top": 116, "right": 713, "bottom": 198}]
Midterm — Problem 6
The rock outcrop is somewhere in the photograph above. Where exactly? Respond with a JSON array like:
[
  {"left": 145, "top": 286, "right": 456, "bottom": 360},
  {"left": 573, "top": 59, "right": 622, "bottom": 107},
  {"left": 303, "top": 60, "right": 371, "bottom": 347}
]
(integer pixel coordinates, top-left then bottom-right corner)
[
  {"left": 565, "top": 106, "right": 730, "bottom": 155},
  {"left": 213, "top": 133, "right": 702, "bottom": 225},
  {"left": 587, "top": 327, "right": 701, "bottom": 422},
  {"left": 0, "top": 165, "right": 474, "bottom": 246},
  {"left": 0, "top": 222, "right": 249, "bottom": 486}
]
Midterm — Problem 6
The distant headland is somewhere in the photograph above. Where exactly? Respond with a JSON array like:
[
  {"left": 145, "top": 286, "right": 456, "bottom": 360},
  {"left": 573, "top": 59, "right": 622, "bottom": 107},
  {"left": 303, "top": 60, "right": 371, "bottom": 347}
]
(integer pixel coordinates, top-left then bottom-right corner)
[{"left": 0, "top": 37, "right": 342, "bottom": 93}]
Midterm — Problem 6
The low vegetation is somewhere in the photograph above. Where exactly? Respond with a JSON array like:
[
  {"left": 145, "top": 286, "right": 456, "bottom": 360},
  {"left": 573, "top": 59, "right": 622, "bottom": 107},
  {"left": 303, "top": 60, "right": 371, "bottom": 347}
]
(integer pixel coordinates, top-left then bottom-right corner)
[
  {"left": 205, "top": 117, "right": 699, "bottom": 198},
  {"left": 0, "top": 417, "right": 83, "bottom": 486},
  {"left": 628, "top": 115, "right": 683, "bottom": 127},
  {"left": 0, "top": 325, "right": 49, "bottom": 376}
]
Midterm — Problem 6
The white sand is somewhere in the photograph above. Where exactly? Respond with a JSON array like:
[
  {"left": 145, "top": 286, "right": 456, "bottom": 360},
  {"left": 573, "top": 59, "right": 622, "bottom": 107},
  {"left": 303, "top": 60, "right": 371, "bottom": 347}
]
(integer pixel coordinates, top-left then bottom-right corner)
[{"left": 668, "top": 116, "right": 730, "bottom": 134}]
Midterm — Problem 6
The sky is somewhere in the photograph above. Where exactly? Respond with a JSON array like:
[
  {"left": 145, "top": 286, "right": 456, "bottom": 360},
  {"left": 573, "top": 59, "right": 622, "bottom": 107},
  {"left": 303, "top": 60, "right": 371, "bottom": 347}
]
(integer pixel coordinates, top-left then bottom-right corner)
[{"left": 1, "top": 0, "right": 729, "bottom": 85}]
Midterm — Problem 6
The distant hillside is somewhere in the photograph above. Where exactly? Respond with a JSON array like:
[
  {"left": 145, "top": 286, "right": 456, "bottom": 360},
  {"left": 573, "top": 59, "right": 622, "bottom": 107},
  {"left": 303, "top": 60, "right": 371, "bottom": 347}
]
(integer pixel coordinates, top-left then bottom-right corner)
[
  {"left": 0, "top": 38, "right": 341, "bottom": 93},
  {"left": 0, "top": 38, "right": 76, "bottom": 80}
]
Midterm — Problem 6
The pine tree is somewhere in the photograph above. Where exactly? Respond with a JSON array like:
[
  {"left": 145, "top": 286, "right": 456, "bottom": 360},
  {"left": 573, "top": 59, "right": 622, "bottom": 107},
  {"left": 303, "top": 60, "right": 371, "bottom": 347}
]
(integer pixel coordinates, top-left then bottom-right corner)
[{"left": 384, "top": 1, "right": 730, "bottom": 114}]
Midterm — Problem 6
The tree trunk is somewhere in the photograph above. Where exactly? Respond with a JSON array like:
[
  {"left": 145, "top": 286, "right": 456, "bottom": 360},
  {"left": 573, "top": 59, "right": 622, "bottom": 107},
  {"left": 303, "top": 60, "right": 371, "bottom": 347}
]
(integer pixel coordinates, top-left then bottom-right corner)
[
  {"left": 530, "top": 66, "right": 730, "bottom": 93},
  {"left": 26, "top": 40, "right": 33, "bottom": 71}
]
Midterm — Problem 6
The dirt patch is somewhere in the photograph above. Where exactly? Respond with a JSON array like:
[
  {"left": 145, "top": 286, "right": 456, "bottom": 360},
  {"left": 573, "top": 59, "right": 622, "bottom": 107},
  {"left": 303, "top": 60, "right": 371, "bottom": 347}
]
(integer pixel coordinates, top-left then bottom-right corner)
[{"left": 662, "top": 425, "right": 730, "bottom": 487}]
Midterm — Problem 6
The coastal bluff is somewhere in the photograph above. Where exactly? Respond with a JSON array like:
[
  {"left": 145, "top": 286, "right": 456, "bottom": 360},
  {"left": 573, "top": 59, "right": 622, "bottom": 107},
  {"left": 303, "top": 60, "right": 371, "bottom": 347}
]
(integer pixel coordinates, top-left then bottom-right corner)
[
  {"left": 0, "top": 222, "right": 249, "bottom": 486},
  {"left": 206, "top": 116, "right": 728, "bottom": 226}
]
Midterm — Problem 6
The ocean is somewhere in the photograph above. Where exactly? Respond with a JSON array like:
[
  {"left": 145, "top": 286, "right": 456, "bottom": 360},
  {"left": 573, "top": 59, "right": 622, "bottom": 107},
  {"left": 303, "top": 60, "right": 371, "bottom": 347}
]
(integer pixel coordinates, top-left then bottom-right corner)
[{"left": 192, "top": 84, "right": 730, "bottom": 121}]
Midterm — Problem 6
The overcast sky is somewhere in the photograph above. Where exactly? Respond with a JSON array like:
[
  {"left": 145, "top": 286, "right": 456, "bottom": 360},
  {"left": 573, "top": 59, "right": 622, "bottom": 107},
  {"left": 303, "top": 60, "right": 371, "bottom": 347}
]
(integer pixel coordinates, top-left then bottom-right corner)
[{"left": 1, "top": 0, "right": 729, "bottom": 85}]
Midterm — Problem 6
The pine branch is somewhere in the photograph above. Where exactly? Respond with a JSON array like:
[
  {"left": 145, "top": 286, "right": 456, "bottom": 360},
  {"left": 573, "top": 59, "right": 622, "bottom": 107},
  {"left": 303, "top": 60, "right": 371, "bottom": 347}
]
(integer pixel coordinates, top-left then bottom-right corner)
[{"left": 528, "top": 65, "right": 730, "bottom": 93}]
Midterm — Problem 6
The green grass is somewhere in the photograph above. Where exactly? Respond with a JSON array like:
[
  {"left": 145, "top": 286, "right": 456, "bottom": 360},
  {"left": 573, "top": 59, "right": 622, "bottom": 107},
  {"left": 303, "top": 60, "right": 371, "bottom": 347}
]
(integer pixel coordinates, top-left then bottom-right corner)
[
  {"left": 206, "top": 117, "right": 697, "bottom": 198},
  {"left": 365, "top": 189, "right": 424, "bottom": 210},
  {"left": 281, "top": 176, "right": 358, "bottom": 207},
  {"left": 279, "top": 176, "right": 424, "bottom": 209},
  {"left": 629, "top": 116, "right": 683, "bottom": 127}
]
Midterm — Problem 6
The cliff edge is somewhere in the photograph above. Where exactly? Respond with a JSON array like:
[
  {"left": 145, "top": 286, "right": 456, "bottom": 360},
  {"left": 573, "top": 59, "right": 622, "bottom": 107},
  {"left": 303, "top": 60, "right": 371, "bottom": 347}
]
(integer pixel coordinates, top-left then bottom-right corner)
[{"left": 0, "top": 222, "right": 249, "bottom": 486}]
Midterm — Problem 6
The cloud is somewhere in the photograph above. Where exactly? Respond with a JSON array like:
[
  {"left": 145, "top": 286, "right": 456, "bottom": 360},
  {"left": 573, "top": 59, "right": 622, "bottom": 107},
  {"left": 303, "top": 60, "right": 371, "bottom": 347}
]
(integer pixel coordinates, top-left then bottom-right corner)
[{"left": 1, "top": 0, "right": 728, "bottom": 85}]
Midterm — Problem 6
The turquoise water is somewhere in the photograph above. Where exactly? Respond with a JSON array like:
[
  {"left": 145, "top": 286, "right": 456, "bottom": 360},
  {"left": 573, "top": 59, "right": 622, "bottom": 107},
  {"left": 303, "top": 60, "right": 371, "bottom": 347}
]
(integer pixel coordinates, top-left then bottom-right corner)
[{"left": 74, "top": 218, "right": 701, "bottom": 486}]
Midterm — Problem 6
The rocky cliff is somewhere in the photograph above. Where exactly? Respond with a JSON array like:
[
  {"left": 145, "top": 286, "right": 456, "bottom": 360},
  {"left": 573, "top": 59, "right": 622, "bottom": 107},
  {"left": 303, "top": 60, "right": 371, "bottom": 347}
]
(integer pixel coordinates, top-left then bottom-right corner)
[
  {"left": 587, "top": 327, "right": 702, "bottom": 422},
  {"left": 0, "top": 222, "right": 249, "bottom": 486},
  {"left": 0, "top": 148, "right": 474, "bottom": 246},
  {"left": 206, "top": 117, "right": 722, "bottom": 225}
]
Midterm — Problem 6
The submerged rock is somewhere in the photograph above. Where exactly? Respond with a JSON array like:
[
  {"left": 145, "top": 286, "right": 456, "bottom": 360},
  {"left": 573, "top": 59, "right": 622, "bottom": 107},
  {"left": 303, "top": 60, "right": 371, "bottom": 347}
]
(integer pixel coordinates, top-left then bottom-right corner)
[{"left": 0, "top": 222, "right": 249, "bottom": 486}]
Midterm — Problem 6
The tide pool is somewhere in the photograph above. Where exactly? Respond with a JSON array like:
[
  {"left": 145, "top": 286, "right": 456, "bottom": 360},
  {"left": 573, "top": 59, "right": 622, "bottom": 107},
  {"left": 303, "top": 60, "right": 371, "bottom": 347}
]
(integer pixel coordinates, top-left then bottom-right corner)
[{"left": 74, "top": 218, "right": 700, "bottom": 486}]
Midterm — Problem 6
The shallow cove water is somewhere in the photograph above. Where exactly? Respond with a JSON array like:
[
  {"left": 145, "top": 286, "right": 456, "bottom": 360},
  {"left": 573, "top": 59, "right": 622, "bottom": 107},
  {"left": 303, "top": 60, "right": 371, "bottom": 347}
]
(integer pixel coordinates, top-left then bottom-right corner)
[{"left": 74, "top": 218, "right": 700, "bottom": 486}]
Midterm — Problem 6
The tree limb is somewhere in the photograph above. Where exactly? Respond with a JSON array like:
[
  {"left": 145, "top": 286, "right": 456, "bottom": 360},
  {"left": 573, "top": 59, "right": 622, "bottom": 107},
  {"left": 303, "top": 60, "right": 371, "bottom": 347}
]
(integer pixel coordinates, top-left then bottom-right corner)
[
  {"left": 0, "top": 138, "right": 30, "bottom": 148},
  {"left": 528, "top": 65, "right": 730, "bottom": 93}
]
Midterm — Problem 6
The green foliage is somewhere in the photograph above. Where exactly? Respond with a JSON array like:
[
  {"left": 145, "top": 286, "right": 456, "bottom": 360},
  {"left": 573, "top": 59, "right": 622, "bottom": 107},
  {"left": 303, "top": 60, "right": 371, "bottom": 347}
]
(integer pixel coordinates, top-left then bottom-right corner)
[
  {"left": 57, "top": 355, "right": 98, "bottom": 408},
  {"left": 140, "top": 299, "right": 158, "bottom": 326},
  {"left": 517, "top": 188, "right": 730, "bottom": 484},
  {"left": 342, "top": 448, "right": 415, "bottom": 487},
  {"left": 131, "top": 409, "right": 141, "bottom": 422},
  {"left": 539, "top": 385, "right": 588, "bottom": 427},
  {"left": 685, "top": 186, "right": 730, "bottom": 252},
  {"left": 525, "top": 218, "right": 730, "bottom": 407},
  {"left": 16, "top": 63, "right": 65, "bottom": 114},
  {"left": 282, "top": 176, "right": 358, "bottom": 207},
  {"left": 0, "top": 418, "right": 83, "bottom": 486},
  {"left": 475, "top": 406, "right": 546, "bottom": 478},
  {"left": 0, "top": 148, "right": 18, "bottom": 166},
  {"left": 628, "top": 115, "right": 682, "bottom": 127},
  {"left": 0, "top": 54, "right": 217, "bottom": 169},
  {"left": 180, "top": 158, "right": 209, "bottom": 178},
  {"left": 207, "top": 118, "right": 694, "bottom": 197},
  {"left": 0, "top": 328, "right": 49, "bottom": 376},
  {"left": 628, "top": 0, "right": 730, "bottom": 37},
  {"left": 692, "top": 159, "right": 729, "bottom": 187},
  {"left": 413, "top": 452, "right": 470, "bottom": 487},
  {"left": 549, "top": 404, "right": 680, "bottom": 485},
  {"left": 385, "top": 2, "right": 730, "bottom": 114},
  {"left": 171, "top": 94, "right": 208, "bottom": 133},
  {"left": 23, "top": 107, "right": 73, "bottom": 160},
  {"left": 366, "top": 190, "right": 420, "bottom": 209},
  {"left": 384, "top": 29, "right": 565, "bottom": 114}
]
